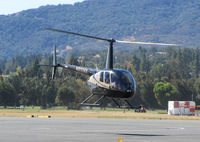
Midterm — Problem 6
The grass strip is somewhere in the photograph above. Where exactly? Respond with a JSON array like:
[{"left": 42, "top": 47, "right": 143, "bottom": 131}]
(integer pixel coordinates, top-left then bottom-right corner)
[{"left": 0, "top": 109, "right": 200, "bottom": 120}]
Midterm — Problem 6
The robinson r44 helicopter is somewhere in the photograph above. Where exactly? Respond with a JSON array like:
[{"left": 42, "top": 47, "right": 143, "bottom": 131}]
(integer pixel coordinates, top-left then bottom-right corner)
[{"left": 42, "top": 28, "right": 178, "bottom": 109}]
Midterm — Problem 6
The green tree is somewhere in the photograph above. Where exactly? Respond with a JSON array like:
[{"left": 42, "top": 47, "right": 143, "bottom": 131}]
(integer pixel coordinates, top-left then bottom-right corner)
[
  {"left": 172, "top": 79, "right": 194, "bottom": 101},
  {"left": 55, "top": 86, "right": 75, "bottom": 107},
  {"left": 8, "top": 74, "right": 23, "bottom": 107},
  {"left": 21, "top": 77, "right": 39, "bottom": 107},
  {"left": 0, "top": 68, "right": 2, "bottom": 75},
  {"left": 153, "top": 82, "right": 178, "bottom": 108},
  {"left": 40, "top": 80, "right": 56, "bottom": 108},
  {"left": 140, "top": 53, "right": 150, "bottom": 73},
  {"left": 131, "top": 54, "right": 140, "bottom": 72},
  {"left": 194, "top": 79, "right": 200, "bottom": 103},
  {"left": 69, "top": 54, "right": 79, "bottom": 65},
  {"left": 0, "top": 78, "right": 16, "bottom": 108},
  {"left": 192, "top": 50, "right": 200, "bottom": 78},
  {"left": 140, "top": 78, "right": 158, "bottom": 108}
]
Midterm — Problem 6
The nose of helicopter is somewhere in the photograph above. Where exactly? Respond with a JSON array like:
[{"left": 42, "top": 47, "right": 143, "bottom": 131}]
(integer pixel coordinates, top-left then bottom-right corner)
[
  {"left": 115, "top": 83, "right": 135, "bottom": 93},
  {"left": 123, "top": 88, "right": 136, "bottom": 98},
  {"left": 112, "top": 84, "right": 135, "bottom": 98},
  {"left": 125, "top": 88, "right": 136, "bottom": 95}
]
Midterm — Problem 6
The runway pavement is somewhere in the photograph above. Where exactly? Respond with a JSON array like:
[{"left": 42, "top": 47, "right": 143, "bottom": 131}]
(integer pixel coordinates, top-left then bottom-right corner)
[{"left": 0, "top": 117, "right": 200, "bottom": 142}]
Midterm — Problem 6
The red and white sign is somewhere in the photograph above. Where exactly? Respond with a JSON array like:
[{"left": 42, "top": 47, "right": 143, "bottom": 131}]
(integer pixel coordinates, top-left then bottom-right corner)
[{"left": 168, "top": 101, "right": 195, "bottom": 115}]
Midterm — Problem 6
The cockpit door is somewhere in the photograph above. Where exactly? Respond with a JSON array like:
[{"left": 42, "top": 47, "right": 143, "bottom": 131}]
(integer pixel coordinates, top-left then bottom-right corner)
[{"left": 98, "top": 71, "right": 111, "bottom": 89}]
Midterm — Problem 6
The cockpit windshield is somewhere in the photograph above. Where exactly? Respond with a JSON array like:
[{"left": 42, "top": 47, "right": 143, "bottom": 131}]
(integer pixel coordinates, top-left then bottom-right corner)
[{"left": 111, "top": 70, "right": 136, "bottom": 90}]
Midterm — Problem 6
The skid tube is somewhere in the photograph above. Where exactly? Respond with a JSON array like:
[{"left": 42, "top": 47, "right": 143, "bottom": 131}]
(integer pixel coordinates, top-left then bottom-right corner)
[{"left": 81, "top": 93, "right": 134, "bottom": 109}]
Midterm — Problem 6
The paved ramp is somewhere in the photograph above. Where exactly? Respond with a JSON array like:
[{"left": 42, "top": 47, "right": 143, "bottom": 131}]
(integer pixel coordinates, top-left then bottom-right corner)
[{"left": 0, "top": 117, "right": 200, "bottom": 142}]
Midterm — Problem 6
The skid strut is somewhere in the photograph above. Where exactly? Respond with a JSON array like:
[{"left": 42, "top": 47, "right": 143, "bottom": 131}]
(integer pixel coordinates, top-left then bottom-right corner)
[
  {"left": 81, "top": 94, "right": 134, "bottom": 109},
  {"left": 81, "top": 94, "right": 105, "bottom": 107},
  {"left": 125, "top": 100, "right": 134, "bottom": 109},
  {"left": 112, "top": 98, "right": 121, "bottom": 108},
  {"left": 112, "top": 98, "right": 134, "bottom": 109}
]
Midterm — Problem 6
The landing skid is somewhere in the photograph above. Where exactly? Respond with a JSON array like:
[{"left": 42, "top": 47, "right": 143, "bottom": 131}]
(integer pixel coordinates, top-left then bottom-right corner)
[
  {"left": 81, "top": 94, "right": 105, "bottom": 107},
  {"left": 81, "top": 94, "right": 134, "bottom": 109}
]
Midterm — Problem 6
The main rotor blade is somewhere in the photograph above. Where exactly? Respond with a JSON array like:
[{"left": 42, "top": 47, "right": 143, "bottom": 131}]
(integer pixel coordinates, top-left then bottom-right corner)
[
  {"left": 116, "top": 40, "right": 179, "bottom": 46},
  {"left": 45, "top": 28, "right": 112, "bottom": 42},
  {"left": 46, "top": 28, "right": 179, "bottom": 46}
]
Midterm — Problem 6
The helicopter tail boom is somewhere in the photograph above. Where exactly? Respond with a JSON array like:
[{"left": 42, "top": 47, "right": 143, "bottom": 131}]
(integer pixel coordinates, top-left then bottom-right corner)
[
  {"left": 59, "top": 64, "right": 97, "bottom": 76},
  {"left": 39, "top": 45, "right": 98, "bottom": 78}
]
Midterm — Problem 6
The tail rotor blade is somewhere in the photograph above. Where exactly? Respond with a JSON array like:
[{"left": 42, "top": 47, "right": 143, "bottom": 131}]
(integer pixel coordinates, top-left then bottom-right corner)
[
  {"left": 53, "top": 45, "right": 57, "bottom": 66},
  {"left": 52, "top": 45, "right": 58, "bottom": 79},
  {"left": 52, "top": 67, "right": 56, "bottom": 79}
]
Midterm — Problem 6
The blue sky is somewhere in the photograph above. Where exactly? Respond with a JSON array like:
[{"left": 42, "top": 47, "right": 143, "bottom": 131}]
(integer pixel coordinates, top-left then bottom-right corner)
[{"left": 0, "top": 0, "right": 84, "bottom": 15}]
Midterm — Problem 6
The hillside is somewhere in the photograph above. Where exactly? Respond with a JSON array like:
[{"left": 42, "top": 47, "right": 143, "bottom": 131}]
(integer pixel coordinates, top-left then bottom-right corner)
[{"left": 0, "top": 0, "right": 200, "bottom": 59}]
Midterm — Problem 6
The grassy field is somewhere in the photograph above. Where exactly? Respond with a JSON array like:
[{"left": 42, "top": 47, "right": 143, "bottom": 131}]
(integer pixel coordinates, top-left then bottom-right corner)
[{"left": 0, "top": 106, "right": 200, "bottom": 120}]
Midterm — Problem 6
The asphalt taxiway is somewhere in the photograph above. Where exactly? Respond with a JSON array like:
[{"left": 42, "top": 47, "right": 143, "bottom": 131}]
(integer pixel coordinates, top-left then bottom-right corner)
[{"left": 0, "top": 117, "right": 200, "bottom": 142}]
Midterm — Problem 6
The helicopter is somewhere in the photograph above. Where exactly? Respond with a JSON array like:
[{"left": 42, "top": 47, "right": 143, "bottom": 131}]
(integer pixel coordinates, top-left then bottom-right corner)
[{"left": 42, "top": 28, "right": 178, "bottom": 108}]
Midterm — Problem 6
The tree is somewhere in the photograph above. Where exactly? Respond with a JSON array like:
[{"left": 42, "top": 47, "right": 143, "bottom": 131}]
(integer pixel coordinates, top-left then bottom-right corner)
[
  {"left": 131, "top": 54, "right": 140, "bottom": 72},
  {"left": 31, "top": 58, "right": 42, "bottom": 77},
  {"left": 55, "top": 86, "right": 75, "bottom": 107},
  {"left": 40, "top": 81, "right": 56, "bottom": 108},
  {"left": 153, "top": 82, "right": 178, "bottom": 108},
  {"left": 0, "top": 68, "right": 2, "bottom": 75},
  {"left": 69, "top": 54, "right": 79, "bottom": 65},
  {"left": 140, "top": 53, "right": 150, "bottom": 73},
  {"left": 192, "top": 50, "right": 200, "bottom": 78},
  {"left": 194, "top": 79, "right": 200, "bottom": 103},
  {"left": 172, "top": 79, "right": 194, "bottom": 101},
  {"left": 0, "top": 78, "right": 16, "bottom": 108},
  {"left": 8, "top": 74, "right": 23, "bottom": 107},
  {"left": 21, "top": 77, "right": 40, "bottom": 107},
  {"left": 140, "top": 78, "right": 158, "bottom": 108}
]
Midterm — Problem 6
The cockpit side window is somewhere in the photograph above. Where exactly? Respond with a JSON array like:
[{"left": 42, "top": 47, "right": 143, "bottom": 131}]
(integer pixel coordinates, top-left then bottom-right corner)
[
  {"left": 111, "top": 73, "right": 117, "bottom": 82},
  {"left": 105, "top": 72, "right": 110, "bottom": 83},
  {"left": 100, "top": 72, "right": 104, "bottom": 82}
]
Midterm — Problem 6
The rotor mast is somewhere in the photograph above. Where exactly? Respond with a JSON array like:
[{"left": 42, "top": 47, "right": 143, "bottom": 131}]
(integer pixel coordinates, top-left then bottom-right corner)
[{"left": 106, "top": 39, "right": 115, "bottom": 69}]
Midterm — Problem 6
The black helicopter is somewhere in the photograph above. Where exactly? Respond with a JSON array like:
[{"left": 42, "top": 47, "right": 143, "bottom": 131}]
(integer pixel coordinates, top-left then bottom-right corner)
[{"left": 42, "top": 28, "right": 178, "bottom": 108}]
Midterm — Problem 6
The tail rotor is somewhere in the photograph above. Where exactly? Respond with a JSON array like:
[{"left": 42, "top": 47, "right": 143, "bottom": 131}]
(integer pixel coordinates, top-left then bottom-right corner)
[
  {"left": 52, "top": 45, "right": 57, "bottom": 79},
  {"left": 38, "top": 45, "right": 58, "bottom": 79},
  {"left": 52, "top": 66, "right": 56, "bottom": 79}
]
